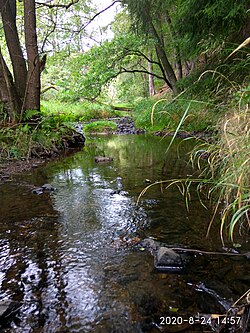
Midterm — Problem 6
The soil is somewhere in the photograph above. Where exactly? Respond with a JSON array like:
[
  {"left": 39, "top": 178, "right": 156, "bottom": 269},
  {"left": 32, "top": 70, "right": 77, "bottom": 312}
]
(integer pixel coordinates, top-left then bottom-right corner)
[
  {"left": 0, "top": 148, "right": 84, "bottom": 180},
  {"left": 0, "top": 159, "right": 46, "bottom": 180}
]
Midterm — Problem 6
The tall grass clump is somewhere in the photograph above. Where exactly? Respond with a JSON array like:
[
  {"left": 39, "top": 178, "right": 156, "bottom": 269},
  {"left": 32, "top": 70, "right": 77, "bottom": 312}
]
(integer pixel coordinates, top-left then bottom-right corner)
[
  {"left": 133, "top": 95, "right": 217, "bottom": 133},
  {"left": 193, "top": 96, "right": 250, "bottom": 243}
]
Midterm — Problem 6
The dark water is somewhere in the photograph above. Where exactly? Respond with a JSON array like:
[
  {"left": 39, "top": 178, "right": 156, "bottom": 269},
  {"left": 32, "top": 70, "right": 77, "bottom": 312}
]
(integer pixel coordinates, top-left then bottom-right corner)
[{"left": 0, "top": 135, "right": 249, "bottom": 333}]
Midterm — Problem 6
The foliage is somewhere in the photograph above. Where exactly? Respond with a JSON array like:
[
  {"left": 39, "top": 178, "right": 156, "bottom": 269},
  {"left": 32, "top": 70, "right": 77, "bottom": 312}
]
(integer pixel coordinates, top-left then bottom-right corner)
[
  {"left": 175, "top": 0, "right": 250, "bottom": 58},
  {"left": 42, "top": 32, "right": 156, "bottom": 102}
]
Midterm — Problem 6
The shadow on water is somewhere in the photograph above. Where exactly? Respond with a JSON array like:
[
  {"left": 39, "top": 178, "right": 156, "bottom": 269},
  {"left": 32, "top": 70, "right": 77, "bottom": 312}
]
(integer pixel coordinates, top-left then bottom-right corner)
[{"left": 0, "top": 134, "right": 249, "bottom": 332}]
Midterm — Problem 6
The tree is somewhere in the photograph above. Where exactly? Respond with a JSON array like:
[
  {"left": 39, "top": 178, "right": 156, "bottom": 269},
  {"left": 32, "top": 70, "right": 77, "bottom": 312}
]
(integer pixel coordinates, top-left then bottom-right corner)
[
  {"left": 121, "top": 0, "right": 179, "bottom": 94},
  {"left": 0, "top": 0, "right": 41, "bottom": 122}
]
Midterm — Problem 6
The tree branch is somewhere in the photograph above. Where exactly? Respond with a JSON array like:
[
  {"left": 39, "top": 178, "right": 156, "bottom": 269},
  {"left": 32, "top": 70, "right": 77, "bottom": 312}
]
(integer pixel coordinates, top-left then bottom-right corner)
[
  {"left": 120, "top": 67, "right": 165, "bottom": 81},
  {"left": 75, "top": 1, "right": 120, "bottom": 32},
  {"left": 35, "top": 0, "right": 80, "bottom": 10}
]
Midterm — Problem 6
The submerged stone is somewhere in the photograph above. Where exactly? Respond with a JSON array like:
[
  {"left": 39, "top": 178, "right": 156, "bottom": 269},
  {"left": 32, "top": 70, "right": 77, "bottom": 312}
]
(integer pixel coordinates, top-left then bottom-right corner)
[
  {"left": 94, "top": 156, "right": 113, "bottom": 163},
  {"left": 32, "top": 183, "right": 55, "bottom": 195},
  {"left": 154, "top": 247, "right": 184, "bottom": 273},
  {"left": 0, "top": 299, "right": 21, "bottom": 326},
  {"left": 41, "top": 183, "right": 54, "bottom": 191},
  {"left": 32, "top": 187, "right": 43, "bottom": 195}
]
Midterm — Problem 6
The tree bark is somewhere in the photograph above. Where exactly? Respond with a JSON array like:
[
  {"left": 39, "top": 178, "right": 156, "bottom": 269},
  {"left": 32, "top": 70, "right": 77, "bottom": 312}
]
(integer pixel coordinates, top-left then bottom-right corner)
[
  {"left": 148, "top": 51, "right": 155, "bottom": 96},
  {"left": 23, "top": 0, "right": 41, "bottom": 111},
  {"left": 148, "top": 20, "right": 178, "bottom": 94},
  {"left": 0, "top": 0, "right": 27, "bottom": 100},
  {"left": 0, "top": 48, "right": 21, "bottom": 122}
]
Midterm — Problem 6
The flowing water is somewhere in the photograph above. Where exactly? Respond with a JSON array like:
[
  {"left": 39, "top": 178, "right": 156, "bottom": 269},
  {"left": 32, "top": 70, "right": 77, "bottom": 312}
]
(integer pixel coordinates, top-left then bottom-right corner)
[{"left": 0, "top": 134, "right": 249, "bottom": 333}]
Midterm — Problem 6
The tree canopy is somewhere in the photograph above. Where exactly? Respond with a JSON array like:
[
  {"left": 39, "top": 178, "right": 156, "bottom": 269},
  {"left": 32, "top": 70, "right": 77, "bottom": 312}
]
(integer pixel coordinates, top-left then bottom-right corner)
[{"left": 0, "top": 0, "right": 249, "bottom": 122}]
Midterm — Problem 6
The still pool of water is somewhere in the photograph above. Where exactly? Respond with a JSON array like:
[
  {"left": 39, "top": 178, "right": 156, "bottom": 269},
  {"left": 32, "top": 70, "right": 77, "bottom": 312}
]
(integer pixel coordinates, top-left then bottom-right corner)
[{"left": 0, "top": 134, "right": 249, "bottom": 332}]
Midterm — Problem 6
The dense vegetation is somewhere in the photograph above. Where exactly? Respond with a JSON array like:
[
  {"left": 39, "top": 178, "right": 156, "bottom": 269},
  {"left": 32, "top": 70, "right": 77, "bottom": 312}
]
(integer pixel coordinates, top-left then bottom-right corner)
[{"left": 0, "top": 0, "right": 249, "bottom": 241}]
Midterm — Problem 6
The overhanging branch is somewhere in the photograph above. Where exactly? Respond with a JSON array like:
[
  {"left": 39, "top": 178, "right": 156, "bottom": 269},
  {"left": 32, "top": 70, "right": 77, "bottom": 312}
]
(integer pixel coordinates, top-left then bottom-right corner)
[
  {"left": 35, "top": 0, "right": 80, "bottom": 9},
  {"left": 120, "top": 67, "right": 165, "bottom": 81}
]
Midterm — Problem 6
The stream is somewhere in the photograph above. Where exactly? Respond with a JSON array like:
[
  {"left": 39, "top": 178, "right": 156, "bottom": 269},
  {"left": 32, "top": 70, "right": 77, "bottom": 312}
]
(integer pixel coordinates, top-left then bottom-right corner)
[{"left": 0, "top": 134, "right": 249, "bottom": 332}]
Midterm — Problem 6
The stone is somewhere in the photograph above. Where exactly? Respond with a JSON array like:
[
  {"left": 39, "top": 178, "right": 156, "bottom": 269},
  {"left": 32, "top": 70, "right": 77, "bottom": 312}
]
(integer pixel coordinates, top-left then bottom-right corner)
[
  {"left": 41, "top": 183, "right": 54, "bottom": 191},
  {"left": 0, "top": 299, "right": 21, "bottom": 326},
  {"left": 140, "top": 238, "right": 159, "bottom": 253},
  {"left": 32, "top": 187, "right": 43, "bottom": 195},
  {"left": 0, "top": 299, "right": 12, "bottom": 317},
  {"left": 32, "top": 183, "right": 54, "bottom": 195},
  {"left": 94, "top": 156, "right": 113, "bottom": 163},
  {"left": 154, "top": 247, "right": 183, "bottom": 272}
]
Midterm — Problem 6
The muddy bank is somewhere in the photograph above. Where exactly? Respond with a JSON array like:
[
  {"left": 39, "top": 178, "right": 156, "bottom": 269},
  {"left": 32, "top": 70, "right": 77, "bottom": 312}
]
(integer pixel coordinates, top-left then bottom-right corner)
[{"left": 0, "top": 130, "right": 85, "bottom": 179}]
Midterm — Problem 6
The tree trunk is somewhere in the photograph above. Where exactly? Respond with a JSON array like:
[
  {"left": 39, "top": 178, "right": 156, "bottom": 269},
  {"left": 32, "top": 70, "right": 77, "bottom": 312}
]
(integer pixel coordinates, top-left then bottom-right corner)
[
  {"left": 0, "top": 48, "right": 21, "bottom": 122},
  {"left": 148, "top": 21, "right": 178, "bottom": 94},
  {"left": 0, "top": 0, "right": 27, "bottom": 100},
  {"left": 148, "top": 52, "right": 155, "bottom": 96},
  {"left": 23, "top": 0, "right": 41, "bottom": 111},
  {"left": 176, "top": 49, "right": 183, "bottom": 80},
  {"left": 164, "top": 12, "right": 183, "bottom": 81}
]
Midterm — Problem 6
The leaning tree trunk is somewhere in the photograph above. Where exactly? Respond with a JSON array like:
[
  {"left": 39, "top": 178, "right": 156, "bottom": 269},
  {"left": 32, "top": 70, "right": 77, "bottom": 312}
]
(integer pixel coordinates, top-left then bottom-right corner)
[
  {"left": 0, "top": 48, "right": 22, "bottom": 122},
  {"left": 0, "top": 0, "right": 27, "bottom": 100},
  {"left": 148, "top": 20, "right": 178, "bottom": 94},
  {"left": 23, "top": 0, "right": 41, "bottom": 111}
]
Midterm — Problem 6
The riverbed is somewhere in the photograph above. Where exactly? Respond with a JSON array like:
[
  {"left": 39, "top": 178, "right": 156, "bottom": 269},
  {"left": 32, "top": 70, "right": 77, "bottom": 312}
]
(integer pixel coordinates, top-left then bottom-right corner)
[{"left": 0, "top": 134, "right": 249, "bottom": 332}]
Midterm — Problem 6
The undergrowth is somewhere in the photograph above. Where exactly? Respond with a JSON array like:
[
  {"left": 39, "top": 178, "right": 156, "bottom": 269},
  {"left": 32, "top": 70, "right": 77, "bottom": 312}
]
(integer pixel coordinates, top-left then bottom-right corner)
[
  {"left": 133, "top": 94, "right": 220, "bottom": 133},
  {"left": 0, "top": 118, "right": 81, "bottom": 160}
]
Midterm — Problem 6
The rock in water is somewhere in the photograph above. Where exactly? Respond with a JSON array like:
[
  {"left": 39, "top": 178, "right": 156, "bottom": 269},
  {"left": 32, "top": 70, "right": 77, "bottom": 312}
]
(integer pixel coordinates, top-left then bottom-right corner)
[
  {"left": 154, "top": 247, "right": 183, "bottom": 272},
  {"left": 0, "top": 299, "right": 22, "bottom": 327},
  {"left": 94, "top": 156, "right": 113, "bottom": 163},
  {"left": 41, "top": 183, "right": 54, "bottom": 191},
  {"left": 32, "top": 183, "right": 55, "bottom": 195}
]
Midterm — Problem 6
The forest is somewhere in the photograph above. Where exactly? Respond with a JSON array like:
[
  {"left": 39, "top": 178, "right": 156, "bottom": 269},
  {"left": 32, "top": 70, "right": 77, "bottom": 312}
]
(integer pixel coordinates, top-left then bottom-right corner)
[{"left": 0, "top": 0, "right": 250, "bottom": 241}]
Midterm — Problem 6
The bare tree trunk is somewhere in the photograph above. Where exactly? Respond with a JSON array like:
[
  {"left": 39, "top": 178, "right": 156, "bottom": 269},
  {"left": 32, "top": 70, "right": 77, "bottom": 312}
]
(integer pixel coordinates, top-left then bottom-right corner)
[
  {"left": 0, "top": 48, "right": 21, "bottom": 122},
  {"left": 148, "top": 51, "right": 155, "bottom": 96},
  {"left": 23, "top": 0, "right": 41, "bottom": 111},
  {"left": 148, "top": 21, "right": 178, "bottom": 94},
  {"left": 0, "top": 0, "right": 27, "bottom": 100}
]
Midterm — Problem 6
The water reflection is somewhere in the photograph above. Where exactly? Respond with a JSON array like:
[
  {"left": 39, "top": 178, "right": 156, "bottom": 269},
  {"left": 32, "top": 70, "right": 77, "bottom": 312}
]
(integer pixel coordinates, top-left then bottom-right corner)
[{"left": 0, "top": 134, "right": 249, "bottom": 332}]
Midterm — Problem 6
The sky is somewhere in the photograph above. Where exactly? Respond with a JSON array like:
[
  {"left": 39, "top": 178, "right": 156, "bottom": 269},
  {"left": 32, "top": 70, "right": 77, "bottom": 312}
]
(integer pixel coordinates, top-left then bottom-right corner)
[{"left": 87, "top": 0, "right": 121, "bottom": 43}]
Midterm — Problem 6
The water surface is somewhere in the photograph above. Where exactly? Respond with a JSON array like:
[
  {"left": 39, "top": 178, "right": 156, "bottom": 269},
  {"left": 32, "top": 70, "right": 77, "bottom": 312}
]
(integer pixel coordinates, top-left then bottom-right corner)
[{"left": 0, "top": 134, "right": 249, "bottom": 332}]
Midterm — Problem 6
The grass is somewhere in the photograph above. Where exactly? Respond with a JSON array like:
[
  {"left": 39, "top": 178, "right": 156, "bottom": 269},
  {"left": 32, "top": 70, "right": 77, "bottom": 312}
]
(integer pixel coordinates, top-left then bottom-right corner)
[
  {"left": 0, "top": 122, "right": 71, "bottom": 160},
  {"left": 83, "top": 120, "right": 117, "bottom": 134},
  {"left": 41, "top": 100, "right": 120, "bottom": 123},
  {"left": 132, "top": 95, "right": 220, "bottom": 133},
  {"left": 194, "top": 103, "right": 250, "bottom": 244}
]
